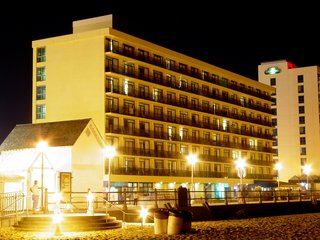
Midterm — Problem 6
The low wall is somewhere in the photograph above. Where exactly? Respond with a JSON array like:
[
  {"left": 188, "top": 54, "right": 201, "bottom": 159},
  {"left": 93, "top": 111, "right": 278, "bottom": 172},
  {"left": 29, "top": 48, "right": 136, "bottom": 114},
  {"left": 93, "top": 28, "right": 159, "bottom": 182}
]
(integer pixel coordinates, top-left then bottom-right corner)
[
  {"left": 191, "top": 200, "right": 320, "bottom": 221},
  {"left": 108, "top": 200, "right": 320, "bottom": 223}
]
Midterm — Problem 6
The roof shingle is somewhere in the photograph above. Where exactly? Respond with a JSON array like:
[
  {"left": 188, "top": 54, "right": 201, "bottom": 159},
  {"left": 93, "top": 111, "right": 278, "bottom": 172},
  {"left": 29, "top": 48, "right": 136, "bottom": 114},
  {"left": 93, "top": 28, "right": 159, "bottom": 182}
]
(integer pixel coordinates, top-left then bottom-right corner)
[{"left": 0, "top": 119, "right": 91, "bottom": 151}]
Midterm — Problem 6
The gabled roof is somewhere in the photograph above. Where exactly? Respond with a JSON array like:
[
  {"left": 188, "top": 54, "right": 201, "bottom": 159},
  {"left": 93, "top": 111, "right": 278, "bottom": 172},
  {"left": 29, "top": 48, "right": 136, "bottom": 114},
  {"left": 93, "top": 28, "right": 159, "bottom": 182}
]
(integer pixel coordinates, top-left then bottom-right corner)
[{"left": 0, "top": 119, "right": 92, "bottom": 151}]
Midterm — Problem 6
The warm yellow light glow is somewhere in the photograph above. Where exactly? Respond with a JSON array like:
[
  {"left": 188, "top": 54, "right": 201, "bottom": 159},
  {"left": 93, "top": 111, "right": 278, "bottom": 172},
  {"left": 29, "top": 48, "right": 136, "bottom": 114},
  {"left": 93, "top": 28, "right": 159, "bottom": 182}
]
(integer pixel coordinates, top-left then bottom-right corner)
[
  {"left": 104, "top": 146, "right": 116, "bottom": 159},
  {"left": 274, "top": 162, "right": 283, "bottom": 171},
  {"left": 302, "top": 164, "right": 312, "bottom": 175},
  {"left": 139, "top": 207, "right": 148, "bottom": 218},
  {"left": 54, "top": 192, "right": 62, "bottom": 203},
  {"left": 187, "top": 154, "right": 197, "bottom": 165},
  {"left": 52, "top": 213, "right": 63, "bottom": 224},
  {"left": 139, "top": 207, "right": 148, "bottom": 226},
  {"left": 36, "top": 140, "right": 48, "bottom": 152},
  {"left": 235, "top": 158, "right": 246, "bottom": 169}
]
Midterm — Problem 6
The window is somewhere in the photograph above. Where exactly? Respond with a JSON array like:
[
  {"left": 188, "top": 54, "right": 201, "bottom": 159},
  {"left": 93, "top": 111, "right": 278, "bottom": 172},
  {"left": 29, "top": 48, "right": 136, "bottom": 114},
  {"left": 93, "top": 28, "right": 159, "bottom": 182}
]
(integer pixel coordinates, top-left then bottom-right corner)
[
  {"left": 36, "top": 67, "right": 46, "bottom": 81},
  {"left": 168, "top": 161, "right": 177, "bottom": 172},
  {"left": 138, "top": 49, "right": 149, "bottom": 61},
  {"left": 36, "top": 104, "right": 46, "bottom": 119},
  {"left": 153, "top": 89, "right": 163, "bottom": 102},
  {"left": 272, "top": 118, "right": 277, "bottom": 126},
  {"left": 36, "top": 86, "right": 46, "bottom": 100},
  {"left": 36, "top": 47, "right": 46, "bottom": 62},
  {"left": 167, "top": 126, "right": 176, "bottom": 140},
  {"left": 272, "top": 129, "right": 277, "bottom": 136},
  {"left": 300, "top": 137, "right": 306, "bottom": 145},
  {"left": 202, "top": 71, "right": 209, "bottom": 81},
  {"left": 299, "top": 126, "right": 306, "bottom": 134},
  {"left": 153, "top": 54, "right": 162, "bottom": 65},
  {"left": 123, "top": 44, "right": 134, "bottom": 56},
  {"left": 270, "top": 78, "right": 276, "bottom": 86},
  {"left": 167, "top": 109, "right": 176, "bottom": 122},
  {"left": 297, "top": 75, "right": 304, "bottom": 83},
  {"left": 179, "top": 63, "right": 187, "bottom": 73},
  {"left": 298, "top": 85, "right": 304, "bottom": 93},
  {"left": 124, "top": 157, "right": 135, "bottom": 172},
  {"left": 299, "top": 106, "right": 305, "bottom": 114},
  {"left": 298, "top": 96, "right": 304, "bottom": 103},
  {"left": 153, "top": 70, "right": 163, "bottom": 83},
  {"left": 299, "top": 116, "right": 305, "bottom": 124},
  {"left": 300, "top": 147, "right": 306, "bottom": 155},
  {"left": 300, "top": 158, "right": 307, "bottom": 165}
]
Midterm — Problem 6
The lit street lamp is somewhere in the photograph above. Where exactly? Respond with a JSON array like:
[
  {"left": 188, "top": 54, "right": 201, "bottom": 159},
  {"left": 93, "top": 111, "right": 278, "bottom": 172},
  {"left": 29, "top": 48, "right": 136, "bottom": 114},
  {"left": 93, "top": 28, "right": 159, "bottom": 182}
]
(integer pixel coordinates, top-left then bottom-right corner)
[
  {"left": 36, "top": 140, "right": 48, "bottom": 212},
  {"left": 105, "top": 146, "right": 116, "bottom": 202},
  {"left": 302, "top": 164, "right": 312, "bottom": 190},
  {"left": 187, "top": 153, "right": 197, "bottom": 199},
  {"left": 274, "top": 162, "right": 283, "bottom": 189},
  {"left": 235, "top": 157, "right": 246, "bottom": 204}
]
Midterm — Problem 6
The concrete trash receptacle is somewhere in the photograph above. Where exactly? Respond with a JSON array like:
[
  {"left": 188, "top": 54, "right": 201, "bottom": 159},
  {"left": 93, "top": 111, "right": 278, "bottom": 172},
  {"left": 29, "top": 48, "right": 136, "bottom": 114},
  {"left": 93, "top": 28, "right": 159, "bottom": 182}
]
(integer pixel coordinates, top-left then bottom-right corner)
[
  {"left": 167, "top": 210, "right": 183, "bottom": 235},
  {"left": 181, "top": 210, "right": 193, "bottom": 233},
  {"left": 154, "top": 209, "right": 169, "bottom": 234}
]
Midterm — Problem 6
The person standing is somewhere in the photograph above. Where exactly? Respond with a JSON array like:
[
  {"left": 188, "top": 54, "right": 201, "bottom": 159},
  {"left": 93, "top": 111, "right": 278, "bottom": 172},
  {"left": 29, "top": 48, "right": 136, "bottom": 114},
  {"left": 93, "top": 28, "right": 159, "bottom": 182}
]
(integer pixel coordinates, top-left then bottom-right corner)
[
  {"left": 30, "top": 180, "right": 40, "bottom": 214},
  {"left": 133, "top": 191, "right": 138, "bottom": 206}
]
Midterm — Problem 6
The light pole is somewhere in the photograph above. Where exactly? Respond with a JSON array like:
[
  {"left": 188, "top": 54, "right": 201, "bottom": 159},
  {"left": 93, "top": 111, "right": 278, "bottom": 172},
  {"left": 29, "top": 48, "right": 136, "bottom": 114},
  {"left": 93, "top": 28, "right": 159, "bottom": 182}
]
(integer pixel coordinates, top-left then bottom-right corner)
[
  {"left": 235, "top": 157, "right": 246, "bottom": 203},
  {"left": 302, "top": 164, "right": 312, "bottom": 190},
  {"left": 36, "top": 140, "right": 48, "bottom": 212},
  {"left": 274, "top": 162, "right": 283, "bottom": 189},
  {"left": 105, "top": 146, "right": 116, "bottom": 202},
  {"left": 187, "top": 153, "right": 197, "bottom": 199}
]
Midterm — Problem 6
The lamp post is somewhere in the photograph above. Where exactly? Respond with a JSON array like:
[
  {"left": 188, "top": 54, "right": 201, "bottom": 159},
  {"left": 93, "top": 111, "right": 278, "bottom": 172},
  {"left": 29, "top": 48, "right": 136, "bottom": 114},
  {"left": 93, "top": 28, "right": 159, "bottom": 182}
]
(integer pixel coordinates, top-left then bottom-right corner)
[
  {"left": 235, "top": 157, "right": 246, "bottom": 204},
  {"left": 187, "top": 153, "right": 197, "bottom": 200},
  {"left": 36, "top": 140, "right": 48, "bottom": 212},
  {"left": 105, "top": 146, "right": 116, "bottom": 202},
  {"left": 302, "top": 164, "right": 312, "bottom": 190},
  {"left": 274, "top": 162, "right": 283, "bottom": 189}
]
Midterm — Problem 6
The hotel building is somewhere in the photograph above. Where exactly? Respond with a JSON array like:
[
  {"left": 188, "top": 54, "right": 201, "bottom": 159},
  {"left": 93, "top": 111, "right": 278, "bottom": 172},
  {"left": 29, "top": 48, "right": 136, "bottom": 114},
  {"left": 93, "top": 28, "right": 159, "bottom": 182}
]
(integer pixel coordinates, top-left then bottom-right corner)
[
  {"left": 32, "top": 15, "right": 275, "bottom": 194},
  {"left": 258, "top": 60, "right": 320, "bottom": 182}
]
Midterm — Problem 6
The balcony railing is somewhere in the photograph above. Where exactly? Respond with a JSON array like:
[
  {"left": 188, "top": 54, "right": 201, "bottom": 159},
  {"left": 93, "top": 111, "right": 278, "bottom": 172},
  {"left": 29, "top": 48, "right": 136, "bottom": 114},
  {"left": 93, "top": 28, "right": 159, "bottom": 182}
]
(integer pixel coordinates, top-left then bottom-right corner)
[
  {"left": 105, "top": 64, "right": 273, "bottom": 115},
  {"left": 105, "top": 45, "right": 273, "bottom": 102}
]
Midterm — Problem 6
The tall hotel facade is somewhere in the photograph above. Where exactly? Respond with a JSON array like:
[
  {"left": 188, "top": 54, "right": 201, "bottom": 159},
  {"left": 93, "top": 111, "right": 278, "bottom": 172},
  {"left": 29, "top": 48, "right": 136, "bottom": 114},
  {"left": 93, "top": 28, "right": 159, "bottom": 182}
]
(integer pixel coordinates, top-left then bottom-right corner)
[
  {"left": 32, "top": 15, "right": 275, "bottom": 193},
  {"left": 259, "top": 60, "right": 320, "bottom": 182}
]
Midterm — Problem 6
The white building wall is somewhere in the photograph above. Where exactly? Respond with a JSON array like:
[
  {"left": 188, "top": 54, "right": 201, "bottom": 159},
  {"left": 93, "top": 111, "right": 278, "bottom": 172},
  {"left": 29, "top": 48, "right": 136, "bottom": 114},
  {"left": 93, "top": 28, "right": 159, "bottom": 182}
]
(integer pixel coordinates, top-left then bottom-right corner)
[{"left": 258, "top": 60, "right": 320, "bottom": 181}]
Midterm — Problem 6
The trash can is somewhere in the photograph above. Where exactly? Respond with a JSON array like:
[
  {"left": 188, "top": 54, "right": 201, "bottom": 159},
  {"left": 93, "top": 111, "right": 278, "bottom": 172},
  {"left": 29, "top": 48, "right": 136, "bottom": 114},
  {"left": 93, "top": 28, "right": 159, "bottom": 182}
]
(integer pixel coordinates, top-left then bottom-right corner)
[
  {"left": 167, "top": 210, "right": 183, "bottom": 235},
  {"left": 154, "top": 209, "right": 169, "bottom": 234},
  {"left": 181, "top": 210, "right": 193, "bottom": 233}
]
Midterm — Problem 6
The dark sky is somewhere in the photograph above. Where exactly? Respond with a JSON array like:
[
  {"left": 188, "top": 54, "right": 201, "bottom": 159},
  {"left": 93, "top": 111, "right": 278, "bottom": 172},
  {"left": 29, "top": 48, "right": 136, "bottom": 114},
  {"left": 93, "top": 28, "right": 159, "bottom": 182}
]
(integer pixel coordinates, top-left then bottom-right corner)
[{"left": 0, "top": 1, "right": 318, "bottom": 143}]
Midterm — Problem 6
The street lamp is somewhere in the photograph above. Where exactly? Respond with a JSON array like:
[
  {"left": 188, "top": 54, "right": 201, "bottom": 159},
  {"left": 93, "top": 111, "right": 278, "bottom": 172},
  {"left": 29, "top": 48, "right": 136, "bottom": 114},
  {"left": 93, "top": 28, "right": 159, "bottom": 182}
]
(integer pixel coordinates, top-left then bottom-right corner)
[
  {"left": 302, "top": 164, "right": 312, "bottom": 190},
  {"left": 187, "top": 153, "right": 197, "bottom": 198},
  {"left": 104, "top": 146, "right": 116, "bottom": 202},
  {"left": 274, "top": 162, "right": 283, "bottom": 189},
  {"left": 36, "top": 140, "right": 48, "bottom": 212},
  {"left": 235, "top": 157, "right": 246, "bottom": 203}
]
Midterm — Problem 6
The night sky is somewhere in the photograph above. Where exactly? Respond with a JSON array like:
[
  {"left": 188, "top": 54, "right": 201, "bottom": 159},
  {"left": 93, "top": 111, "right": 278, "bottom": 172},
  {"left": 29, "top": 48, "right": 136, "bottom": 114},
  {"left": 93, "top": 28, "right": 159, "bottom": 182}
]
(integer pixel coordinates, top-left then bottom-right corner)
[{"left": 0, "top": 1, "right": 318, "bottom": 144}]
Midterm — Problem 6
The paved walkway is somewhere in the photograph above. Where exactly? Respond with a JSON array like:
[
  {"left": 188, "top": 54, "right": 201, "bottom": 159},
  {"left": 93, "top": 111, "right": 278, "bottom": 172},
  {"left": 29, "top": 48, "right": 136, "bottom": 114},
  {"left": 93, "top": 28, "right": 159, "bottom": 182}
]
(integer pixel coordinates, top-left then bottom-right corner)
[{"left": 1, "top": 212, "right": 320, "bottom": 239}]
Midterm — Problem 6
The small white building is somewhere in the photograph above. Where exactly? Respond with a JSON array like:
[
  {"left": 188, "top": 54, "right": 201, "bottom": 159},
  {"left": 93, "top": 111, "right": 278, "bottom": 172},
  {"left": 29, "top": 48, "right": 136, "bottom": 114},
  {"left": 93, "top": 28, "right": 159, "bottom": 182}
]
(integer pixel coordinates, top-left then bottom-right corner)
[{"left": 0, "top": 118, "right": 106, "bottom": 199}]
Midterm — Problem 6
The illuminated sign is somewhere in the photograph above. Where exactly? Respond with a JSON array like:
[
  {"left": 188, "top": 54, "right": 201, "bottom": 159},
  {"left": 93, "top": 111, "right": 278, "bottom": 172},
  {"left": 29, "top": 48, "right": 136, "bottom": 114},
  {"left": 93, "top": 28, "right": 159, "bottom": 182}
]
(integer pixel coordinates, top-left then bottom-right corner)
[{"left": 264, "top": 66, "right": 281, "bottom": 75}]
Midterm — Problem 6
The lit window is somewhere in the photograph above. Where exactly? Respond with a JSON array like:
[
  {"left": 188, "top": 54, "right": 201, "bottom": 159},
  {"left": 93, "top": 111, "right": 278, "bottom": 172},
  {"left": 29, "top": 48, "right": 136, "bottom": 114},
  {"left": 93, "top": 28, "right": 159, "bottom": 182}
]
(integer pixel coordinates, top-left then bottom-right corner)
[
  {"left": 36, "top": 47, "right": 46, "bottom": 62},
  {"left": 36, "top": 86, "right": 46, "bottom": 100},
  {"left": 36, "top": 67, "right": 46, "bottom": 81},
  {"left": 36, "top": 104, "right": 46, "bottom": 119}
]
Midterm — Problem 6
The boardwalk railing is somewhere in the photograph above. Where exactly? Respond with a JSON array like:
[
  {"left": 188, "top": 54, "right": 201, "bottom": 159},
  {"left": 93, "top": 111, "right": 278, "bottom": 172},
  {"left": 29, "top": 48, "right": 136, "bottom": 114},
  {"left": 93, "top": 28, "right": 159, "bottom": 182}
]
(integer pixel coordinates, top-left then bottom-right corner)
[
  {"left": 1, "top": 188, "right": 320, "bottom": 221},
  {"left": 45, "top": 188, "right": 320, "bottom": 213}
]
